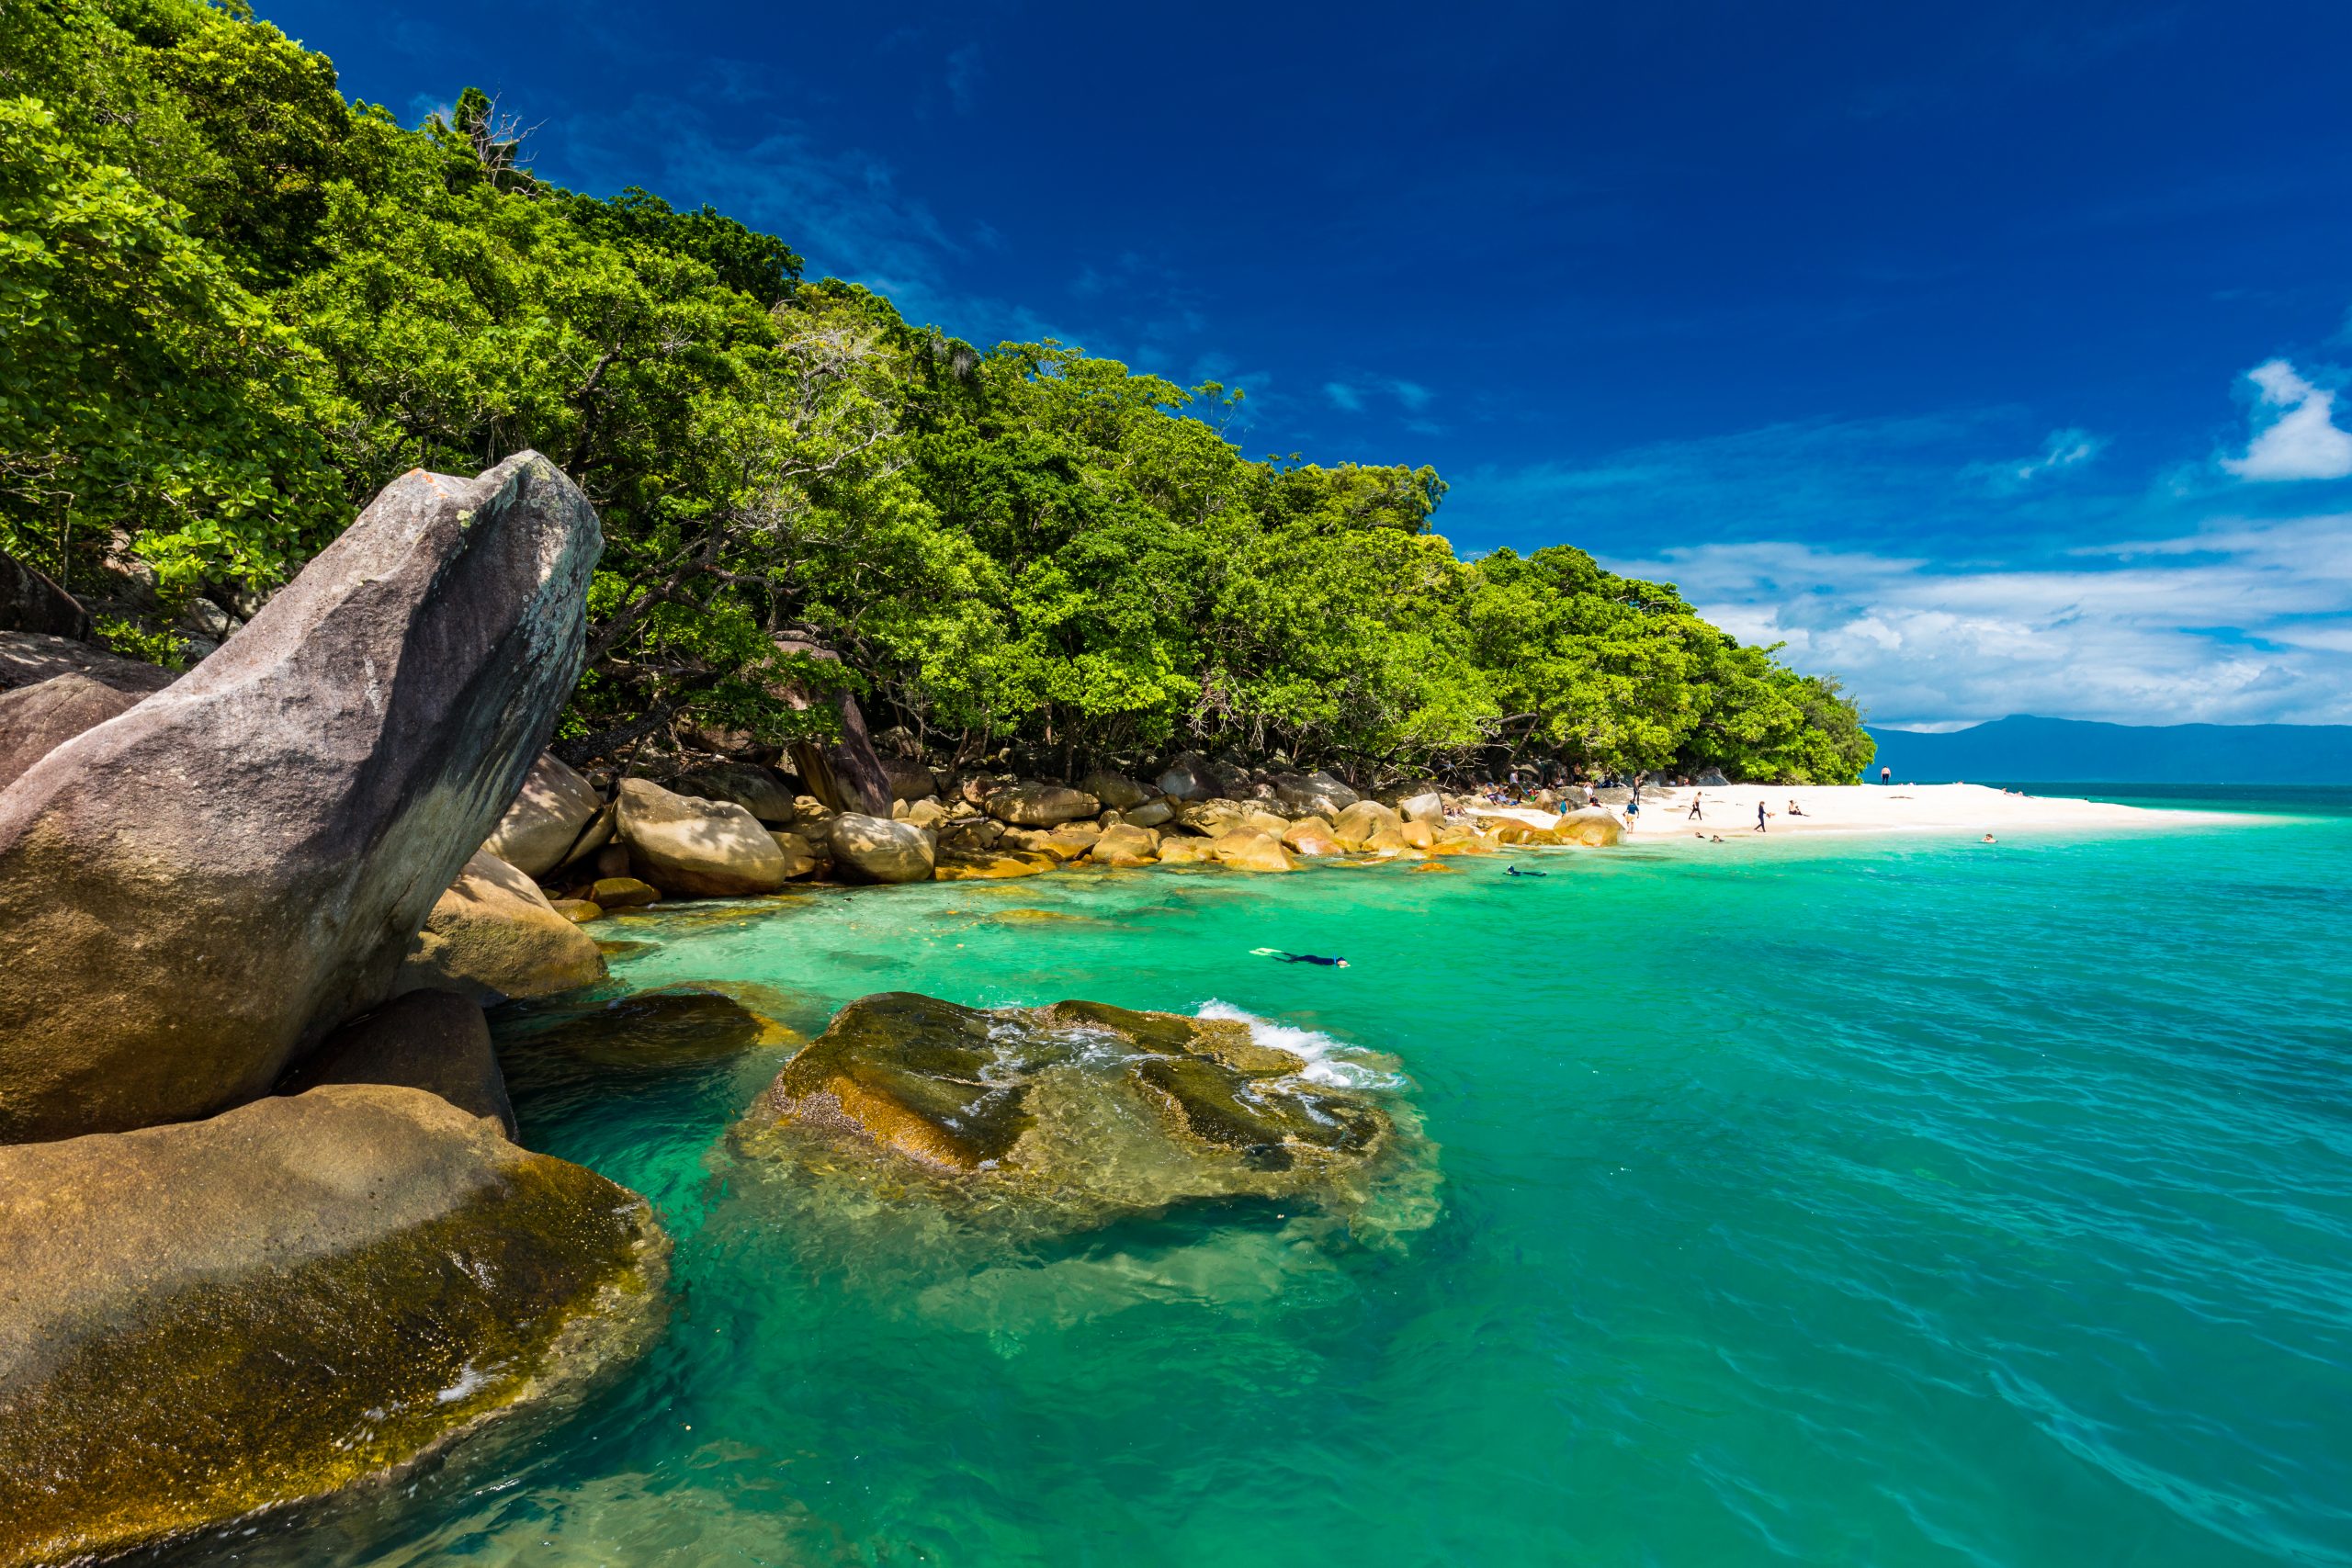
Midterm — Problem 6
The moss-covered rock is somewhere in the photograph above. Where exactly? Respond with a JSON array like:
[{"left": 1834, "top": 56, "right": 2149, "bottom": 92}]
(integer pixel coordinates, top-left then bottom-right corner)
[
  {"left": 741, "top": 992, "right": 1403, "bottom": 1228},
  {"left": 0, "top": 1086, "right": 665, "bottom": 1567}
]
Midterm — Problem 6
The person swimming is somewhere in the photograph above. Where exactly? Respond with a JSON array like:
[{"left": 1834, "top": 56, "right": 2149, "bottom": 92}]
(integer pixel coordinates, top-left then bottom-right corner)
[
  {"left": 1505, "top": 864, "right": 1547, "bottom": 877},
  {"left": 1254, "top": 949, "right": 1349, "bottom": 966}
]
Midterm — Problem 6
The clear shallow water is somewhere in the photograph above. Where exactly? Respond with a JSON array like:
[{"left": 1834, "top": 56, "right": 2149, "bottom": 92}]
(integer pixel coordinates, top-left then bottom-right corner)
[{"left": 175, "top": 794, "right": 2352, "bottom": 1566}]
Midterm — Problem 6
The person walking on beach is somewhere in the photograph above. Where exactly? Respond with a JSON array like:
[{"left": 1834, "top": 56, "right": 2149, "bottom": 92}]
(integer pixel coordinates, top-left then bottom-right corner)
[
  {"left": 1880, "top": 765, "right": 1893, "bottom": 785},
  {"left": 1755, "top": 801, "right": 1770, "bottom": 833},
  {"left": 1687, "top": 795, "right": 1703, "bottom": 821}
]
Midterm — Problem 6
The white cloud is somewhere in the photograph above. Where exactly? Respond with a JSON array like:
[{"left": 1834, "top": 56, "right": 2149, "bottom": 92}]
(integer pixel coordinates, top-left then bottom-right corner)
[
  {"left": 1324, "top": 382, "right": 1364, "bottom": 412},
  {"left": 2012, "top": 426, "right": 2103, "bottom": 480},
  {"left": 2222, "top": 359, "right": 2352, "bottom": 481},
  {"left": 1599, "top": 516, "right": 2352, "bottom": 728}
]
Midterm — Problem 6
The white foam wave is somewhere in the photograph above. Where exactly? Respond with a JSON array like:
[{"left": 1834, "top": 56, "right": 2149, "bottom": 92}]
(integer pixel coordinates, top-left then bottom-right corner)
[{"left": 1194, "top": 1000, "right": 1402, "bottom": 1090}]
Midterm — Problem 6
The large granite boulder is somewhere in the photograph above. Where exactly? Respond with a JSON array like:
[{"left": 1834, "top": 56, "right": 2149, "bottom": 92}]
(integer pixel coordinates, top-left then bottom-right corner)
[
  {"left": 1397, "top": 790, "right": 1445, "bottom": 825},
  {"left": 827, "top": 812, "right": 935, "bottom": 884},
  {"left": 1155, "top": 752, "right": 1217, "bottom": 802},
  {"left": 482, "top": 750, "right": 604, "bottom": 876},
  {"left": 1555, "top": 807, "right": 1625, "bottom": 846},
  {"left": 1330, "top": 798, "right": 1405, "bottom": 850},
  {"left": 984, "top": 782, "right": 1101, "bottom": 828},
  {"left": 1176, "top": 798, "right": 1249, "bottom": 839},
  {"left": 0, "top": 631, "right": 175, "bottom": 695},
  {"left": 0, "top": 453, "right": 599, "bottom": 1144},
  {"left": 616, "top": 778, "right": 790, "bottom": 897},
  {"left": 741, "top": 993, "right": 1400, "bottom": 1229},
  {"left": 393, "top": 850, "right": 607, "bottom": 1006},
  {"left": 277, "top": 987, "right": 516, "bottom": 1138},
  {"left": 883, "top": 758, "right": 939, "bottom": 803},
  {"left": 0, "top": 674, "right": 141, "bottom": 794},
  {"left": 1089, "top": 822, "right": 1160, "bottom": 866},
  {"left": 1121, "top": 797, "right": 1175, "bottom": 829},
  {"left": 1212, "top": 829, "right": 1296, "bottom": 872},
  {"left": 0, "top": 1085, "right": 665, "bottom": 1565},
  {"left": 1076, "top": 769, "right": 1151, "bottom": 810},
  {"left": 673, "top": 762, "right": 797, "bottom": 825},
  {"left": 1272, "top": 770, "right": 1358, "bottom": 818},
  {"left": 1282, "top": 816, "right": 1341, "bottom": 857}
]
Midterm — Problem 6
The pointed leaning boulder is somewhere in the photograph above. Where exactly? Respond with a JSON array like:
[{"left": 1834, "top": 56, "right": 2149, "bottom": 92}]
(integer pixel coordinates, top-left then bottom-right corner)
[{"left": 0, "top": 453, "right": 602, "bottom": 1144}]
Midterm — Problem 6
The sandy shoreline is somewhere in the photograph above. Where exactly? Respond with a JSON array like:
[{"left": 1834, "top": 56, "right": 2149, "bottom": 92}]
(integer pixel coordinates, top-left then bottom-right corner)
[{"left": 1472, "top": 782, "right": 2251, "bottom": 840}]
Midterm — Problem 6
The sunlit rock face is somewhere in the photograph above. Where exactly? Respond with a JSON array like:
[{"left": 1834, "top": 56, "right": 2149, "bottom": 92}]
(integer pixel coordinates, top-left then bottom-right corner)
[{"left": 739, "top": 992, "right": 1411, "bottom": 1230}]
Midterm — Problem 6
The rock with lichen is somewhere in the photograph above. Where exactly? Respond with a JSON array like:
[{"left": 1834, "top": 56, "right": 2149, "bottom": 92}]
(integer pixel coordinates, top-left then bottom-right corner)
[{"left": 739, "top": 992, "right": 1411, "bottom": 1231}]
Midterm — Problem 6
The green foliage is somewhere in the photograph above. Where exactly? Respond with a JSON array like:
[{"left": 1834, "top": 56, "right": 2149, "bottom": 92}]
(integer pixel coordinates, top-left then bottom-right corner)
[{"left": 0, "top": 0, "right": 1873, "bottom": 784}]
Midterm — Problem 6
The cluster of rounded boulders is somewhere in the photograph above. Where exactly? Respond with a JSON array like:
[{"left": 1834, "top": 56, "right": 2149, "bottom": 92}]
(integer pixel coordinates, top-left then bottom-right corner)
[
  {"left": 482, "top": 751, "right": 605, "bottom": 875},
  {"left": 741, "top": 992, "right": 1396, "bottom": 1227},
  {"left": 826, "top": 812, "right": 936, "bottom": 883},
  {"left": 0, "top": 1085, "right": 667, "bottom": 1567},
  {"left": 394, "top": 849, "right": 607, "bottom": 1006},
  {"left": 615, "top": 778, "right": 791, "bottom": 897},
  {"left": 0, "top": 452, "right": 602, "bottom": 1144}
]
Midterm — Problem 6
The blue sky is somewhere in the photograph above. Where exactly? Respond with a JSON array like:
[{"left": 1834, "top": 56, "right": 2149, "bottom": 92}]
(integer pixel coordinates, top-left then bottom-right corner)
[{"left": 267, "top": 0, "right": 2352, "bottom": 728}]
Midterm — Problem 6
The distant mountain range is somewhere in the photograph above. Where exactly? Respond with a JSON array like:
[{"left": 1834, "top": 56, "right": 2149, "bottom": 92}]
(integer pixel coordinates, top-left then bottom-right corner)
[{"left": 1864, "top": 715, "right": 2352, "bottom": 784}]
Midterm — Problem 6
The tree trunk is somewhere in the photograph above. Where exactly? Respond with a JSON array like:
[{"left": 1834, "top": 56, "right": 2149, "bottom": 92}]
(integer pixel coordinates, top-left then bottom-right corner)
[{"left": 769, "top": 633, "right": 891, "bottom": 817}]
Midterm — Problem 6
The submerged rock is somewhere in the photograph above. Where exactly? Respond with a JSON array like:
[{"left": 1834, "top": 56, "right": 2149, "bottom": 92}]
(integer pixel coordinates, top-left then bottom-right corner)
[
  {"left": 741, "top": 992, "right": 1406, "bottom": 1230},
  {"left": 0, "top": 1085, "right": 665, "bottom": 1566},
  {"left": 0, "top": 452, "right": 600, "bottom": 1144}
]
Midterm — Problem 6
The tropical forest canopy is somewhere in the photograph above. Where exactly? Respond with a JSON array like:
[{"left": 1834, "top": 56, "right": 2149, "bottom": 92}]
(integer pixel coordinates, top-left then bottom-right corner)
[{"left": 0, "top": 0, "right": 1874, "bottom": 783}]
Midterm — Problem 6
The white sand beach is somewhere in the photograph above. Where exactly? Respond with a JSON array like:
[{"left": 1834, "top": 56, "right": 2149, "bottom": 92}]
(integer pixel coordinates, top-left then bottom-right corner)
[{"left": 1475, "top": 782, "right": 2245, "bottom": 840}]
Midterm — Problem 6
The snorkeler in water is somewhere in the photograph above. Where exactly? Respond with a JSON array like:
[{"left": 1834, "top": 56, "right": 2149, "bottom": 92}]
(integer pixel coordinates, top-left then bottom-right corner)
[
  {"left": 1253, "top": 948, "right": 1349, "bottom": 967},
  {"left": 1505, "top": 864, "right": 1547, "bottom": 877}
]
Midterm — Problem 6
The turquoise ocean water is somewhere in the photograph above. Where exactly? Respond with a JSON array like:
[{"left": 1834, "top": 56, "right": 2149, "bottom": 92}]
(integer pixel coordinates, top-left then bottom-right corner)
[{"left": 170, "top": 788, "right": 2352, "bottom": 1566}]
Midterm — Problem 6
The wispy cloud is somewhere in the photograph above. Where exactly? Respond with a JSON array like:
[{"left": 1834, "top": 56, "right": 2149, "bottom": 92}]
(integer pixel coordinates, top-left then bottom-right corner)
[
  {"left": 2222, "top": 359, "right": 2352, "bottom": 481},
  {"left": 2010, "top": 426, "right": 2103, "bottom": 481},
  {"left": 1323, "top": 376, "right": 1436, "bottom": 419},
  {"left": 945, "top": 43, "right": 983, "bottom": 114}
]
